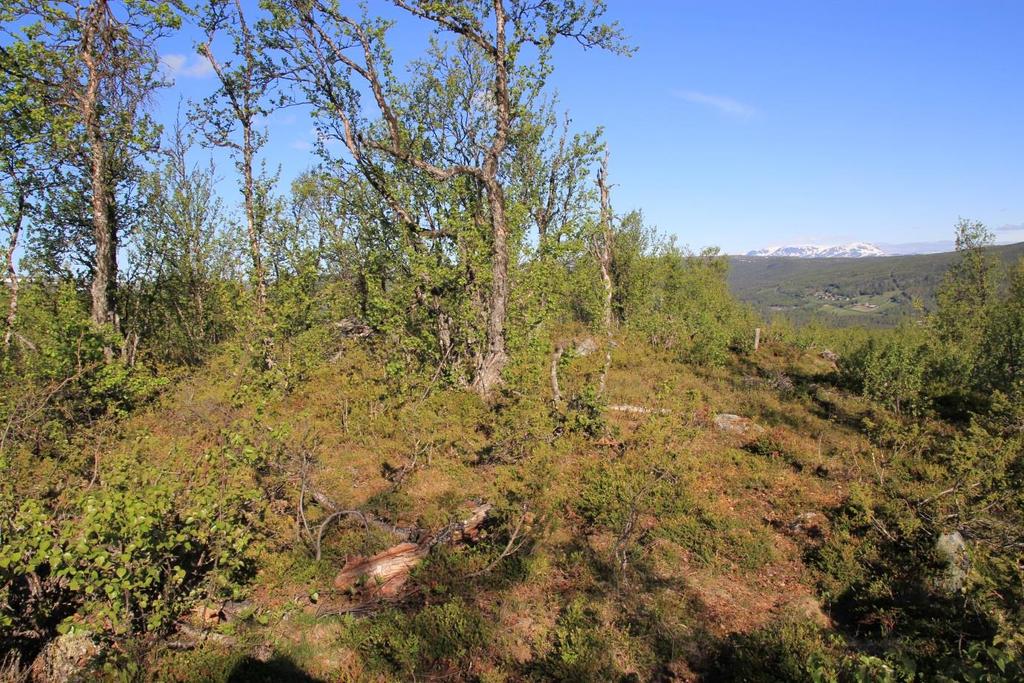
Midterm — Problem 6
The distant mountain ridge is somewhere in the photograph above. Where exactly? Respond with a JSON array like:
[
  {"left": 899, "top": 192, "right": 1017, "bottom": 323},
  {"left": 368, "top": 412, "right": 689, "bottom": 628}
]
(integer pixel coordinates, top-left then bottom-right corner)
[
  {"left": 728, "top": 241, "right": 1024, "bottom": 327},
  {"left": 746, "top": 242, "right": 885, "bottom": 258}
]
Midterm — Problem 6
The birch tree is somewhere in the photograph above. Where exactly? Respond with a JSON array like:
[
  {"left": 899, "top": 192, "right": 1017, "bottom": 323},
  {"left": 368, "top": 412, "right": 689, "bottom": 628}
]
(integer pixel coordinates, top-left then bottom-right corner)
[
  {"left": 0, "top": 0, "right": 185, "bottom": 333},
  {"left": 595, "top": 153, "right": 613, "bottom": 396},
  {"left": 194, "top": 0, "right": 279, "bottom": 367},
  {"left": 0, "top": 87, "right": 42, "bottom": 354},
  {"left": 267, "top": 0, "right": 630, "bottom": 398}
]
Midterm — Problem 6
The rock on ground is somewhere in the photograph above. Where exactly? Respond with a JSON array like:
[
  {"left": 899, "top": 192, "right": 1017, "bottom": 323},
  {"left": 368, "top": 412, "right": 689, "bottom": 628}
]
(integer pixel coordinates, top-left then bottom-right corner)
[
  {"left": 30, "top": 633, "right": 100, "bottom": 683},
  {"left": 713, "top": 414, "right": 765, "bottom": 437},
  {"left": 935, "top": 530, "right": 969, "bottom": 593},
  {"left": 574, "top": 337, "right": 599, "bottom": 356}
]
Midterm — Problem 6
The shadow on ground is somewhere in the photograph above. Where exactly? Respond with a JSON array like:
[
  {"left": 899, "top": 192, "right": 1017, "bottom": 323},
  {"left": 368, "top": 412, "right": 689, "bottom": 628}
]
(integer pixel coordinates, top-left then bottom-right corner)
[{"left": 227, "top": 655, "right": 325, "bottom": 683}]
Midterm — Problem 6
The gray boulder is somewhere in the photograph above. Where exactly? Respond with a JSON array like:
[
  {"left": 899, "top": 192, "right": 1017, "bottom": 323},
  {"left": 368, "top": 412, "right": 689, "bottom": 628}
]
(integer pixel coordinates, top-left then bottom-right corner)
[
  {"left": 574, "top": 337, "right": 599, "bottom": 357},
  {"left": 713, "top": 413, "right": 765, "bottom": 437},
  {"left": 935, "top": 531, "right": 969, "bottom": 593},
  {"left": 31, "top": 633, "right": 100, "bottom": 683}
]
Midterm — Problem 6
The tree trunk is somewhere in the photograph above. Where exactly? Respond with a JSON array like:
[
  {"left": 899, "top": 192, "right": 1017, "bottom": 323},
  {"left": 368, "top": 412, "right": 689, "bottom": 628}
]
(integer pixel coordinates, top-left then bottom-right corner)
[
  {"left": 550, "top": 343, "right": 564, "bottom": 405},
  {"left": 3, "top": 188, "right": 24, "bottom": 354},
  {"left": 89, "top": 181, "right": 118, "bottom": 330},
  {"left": 473, "top": 179, "right": 510, "bottom": 398},
  {"left": 198, "top": 9, "right": 273, "bottom": 369},
  {"left": 241, "top": 126, "right": 273, "bottom": 368},
  {"left": 472, "top": 0, "right": 512, "bottom": 400},
  {"left": 242, "top": 127, "right": 267, "bottom": 316},
  {"left": 82, "top": 20, "right": 118, "bottom": 332},
  {"left": 596, "top": 154, "right": 613, "bottom": 396}
]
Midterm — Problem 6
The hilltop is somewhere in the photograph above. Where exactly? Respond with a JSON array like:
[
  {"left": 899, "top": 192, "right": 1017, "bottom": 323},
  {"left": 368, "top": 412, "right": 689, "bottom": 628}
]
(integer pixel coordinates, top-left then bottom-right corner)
[
  {"left": 4, "top": 230, "right": 1023, "bottom": 680},
  {"left": 4, "top": 328, "right": 879, "bottom": 680}
]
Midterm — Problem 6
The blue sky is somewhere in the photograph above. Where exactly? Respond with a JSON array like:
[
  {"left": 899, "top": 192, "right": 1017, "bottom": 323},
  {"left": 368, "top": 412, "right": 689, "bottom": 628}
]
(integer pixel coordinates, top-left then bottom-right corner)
[{"left": 156, "top": 0, "right": 1024, "bottom": 254}]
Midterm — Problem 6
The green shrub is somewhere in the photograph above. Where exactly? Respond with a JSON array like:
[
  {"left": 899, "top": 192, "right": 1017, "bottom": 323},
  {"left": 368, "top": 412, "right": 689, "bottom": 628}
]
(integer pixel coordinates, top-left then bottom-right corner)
[
  {"left": 415, "top": 598, "right": 488, "bottom": 662},
  {"left": 0, "top": 451, "right": 260, "bottom": 651},
  {"left": 576, "top": 458, "right": 686, "bottom": 532},
  {"left": 709, "top": 618, "right": 840, "bottom": 683},
  {"left": 618, "top": 242, "right": 753, "bottom": 367},
  {"left": 0, "top": 282, "right": 166, "bottom": 461},
  {"left": 352, "top": 610, "right": 422, "bottom": 676},
  {"left": 843, "top": 334, "right": 927, "bottom": 416},
  {"left": 976, "top": 259, "right": 1024, "bottom": 397},
  {"left": 544, "top": 597, "right": 616, "bottom": 680},
  {"left": 350, "top": 598, "right": 488, "bottom": 676},
  {"left": 565, "top": 385, "right": 607, "bottom": 438},
  {"left": 660, "top": 508, "right": 775, "bottom": 572},
  {"left": 746, "top": 430, "right": 807, "bottom": 471}
]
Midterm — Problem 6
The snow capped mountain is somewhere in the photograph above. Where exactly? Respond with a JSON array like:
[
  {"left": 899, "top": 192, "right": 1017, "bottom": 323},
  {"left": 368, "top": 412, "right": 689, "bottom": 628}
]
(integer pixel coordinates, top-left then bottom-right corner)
[{"left": 745, "top": 242, "right": 886, "bottom": 258}]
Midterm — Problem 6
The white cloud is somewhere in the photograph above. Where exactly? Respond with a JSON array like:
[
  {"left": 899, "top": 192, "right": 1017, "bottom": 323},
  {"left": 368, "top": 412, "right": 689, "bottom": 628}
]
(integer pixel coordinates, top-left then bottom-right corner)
[
  {"left": 997, "top": 222, "right": 1024, "bottom": 232},
  {"left": 290, "top": 139, "right": 313, "bottom": 151},
  {"left": 160, "top": 53, "right": 214, "bottom": 79},
  {"left": 161, "top": 53, "right": 186, "bottom": 73},
  {"left": 672, "top": 89, "right": 755, "bottom": 118}
]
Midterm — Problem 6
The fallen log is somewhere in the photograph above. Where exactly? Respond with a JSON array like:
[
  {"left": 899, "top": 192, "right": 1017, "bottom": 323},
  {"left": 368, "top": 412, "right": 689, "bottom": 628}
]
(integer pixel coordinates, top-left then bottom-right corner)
[
  {"left": 550, "top": 344, "right": 564, "bottom": 405},
  {"left": 166, "top": 624, "right": 238, "bottom": 650},
  {"left": 333, "top": 503, "right": 492, "bottom": 599},
  {"left": 430, "top": 502, "right": 491, "bottom": 546},
  {"left": 333, "top": 542, "right": 428, "bottom": 598},
  {"left": 607, "top": 404, "right": 671, "bottom": 415}
]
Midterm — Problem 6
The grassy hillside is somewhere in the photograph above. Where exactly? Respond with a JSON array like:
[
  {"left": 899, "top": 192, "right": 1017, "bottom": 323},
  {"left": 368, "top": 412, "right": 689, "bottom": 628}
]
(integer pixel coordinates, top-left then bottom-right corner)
[
  {"left": 7, "top": 332, "right": 873, "bottom": 680},
  {"left": 5, "top": 308, "right": 1024, "bottom": 680},
  {"left": 6, "top": 0, "right": 1024, "bottom": 677},
  {"left": 728, "top": 241, "right": 1024, "bottom": 326}
]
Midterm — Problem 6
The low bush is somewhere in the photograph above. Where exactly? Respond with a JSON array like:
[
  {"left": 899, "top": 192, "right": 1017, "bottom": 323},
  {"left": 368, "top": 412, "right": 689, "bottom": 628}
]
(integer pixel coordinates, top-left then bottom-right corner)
[
  {"left": 708, "top": 618, "right": 841, "bottom": 683},
  {"left": 0, "top": 450, "right": 260, "bottom": 655},
  {"left": 543, "top": 597, "right": 616, "bottom": 680},
  {"left": 348, "top": 598, "right": 488, "bottom": 677}
]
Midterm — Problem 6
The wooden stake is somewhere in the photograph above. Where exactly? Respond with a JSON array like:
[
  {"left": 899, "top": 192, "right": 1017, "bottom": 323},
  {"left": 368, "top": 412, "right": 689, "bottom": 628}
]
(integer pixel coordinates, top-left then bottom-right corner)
[{"left": 754, "top": 327, "right": 761, "bottom": 351}]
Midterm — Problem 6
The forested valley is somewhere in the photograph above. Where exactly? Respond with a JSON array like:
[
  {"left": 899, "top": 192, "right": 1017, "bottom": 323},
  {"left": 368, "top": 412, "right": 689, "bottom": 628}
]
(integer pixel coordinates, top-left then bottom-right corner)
[{"left": 1, "top": 1, "right": 1023, "bottom": 681}]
